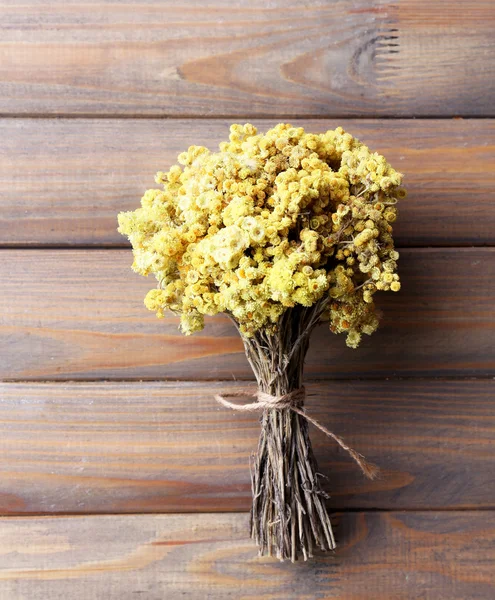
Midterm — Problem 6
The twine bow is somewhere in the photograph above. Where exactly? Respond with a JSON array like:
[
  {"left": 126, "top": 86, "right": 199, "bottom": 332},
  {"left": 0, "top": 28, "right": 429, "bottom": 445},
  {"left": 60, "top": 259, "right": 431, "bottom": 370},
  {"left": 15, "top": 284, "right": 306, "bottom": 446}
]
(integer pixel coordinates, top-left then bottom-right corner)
[{"left": 215, "top": 386, "right": 379, "bottom": 480}]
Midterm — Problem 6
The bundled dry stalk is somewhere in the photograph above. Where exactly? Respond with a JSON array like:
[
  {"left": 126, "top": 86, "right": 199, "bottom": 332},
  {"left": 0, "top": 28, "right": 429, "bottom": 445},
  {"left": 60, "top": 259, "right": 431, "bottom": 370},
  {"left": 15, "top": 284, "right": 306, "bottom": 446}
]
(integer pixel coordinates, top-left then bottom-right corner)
[
  {"left": 251, "top": 403, "right": 334, "bottom": 561},
  {"left": 219, "top": 299, "right": 378, "bottom": 561},
  {"left": 229, "top": 300, "right": 338, "bottom": 560}
]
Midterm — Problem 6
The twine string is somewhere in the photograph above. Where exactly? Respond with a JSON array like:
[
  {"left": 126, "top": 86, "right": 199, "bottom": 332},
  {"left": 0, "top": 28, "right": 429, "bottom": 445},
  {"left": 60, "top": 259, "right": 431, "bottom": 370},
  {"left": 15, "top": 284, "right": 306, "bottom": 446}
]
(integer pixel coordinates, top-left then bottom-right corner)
[{"left": 214, "top": 386, "right": 379, "bottom": 480}]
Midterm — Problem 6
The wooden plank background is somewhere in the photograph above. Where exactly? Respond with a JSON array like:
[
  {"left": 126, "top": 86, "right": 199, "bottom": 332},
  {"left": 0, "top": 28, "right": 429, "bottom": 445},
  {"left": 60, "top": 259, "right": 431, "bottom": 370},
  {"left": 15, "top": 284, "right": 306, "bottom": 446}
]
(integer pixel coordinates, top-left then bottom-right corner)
[
  {"left": 1, "top": 0, "right": 494, "bottom": 117},
  {"left": 0, "top": 0, "right": 494, "bottom": 598},
  {"left": 1, "top": 119, "right": 494, "bottom": 247},
  {"left": 0, "top": 380, "right": 493, "bottom": 514},
  {"left": 0, "top": 513, "right": 493, "bottom": 599},
  {"left": 1, "top": 248, "right": 494, "bottom": 380}
]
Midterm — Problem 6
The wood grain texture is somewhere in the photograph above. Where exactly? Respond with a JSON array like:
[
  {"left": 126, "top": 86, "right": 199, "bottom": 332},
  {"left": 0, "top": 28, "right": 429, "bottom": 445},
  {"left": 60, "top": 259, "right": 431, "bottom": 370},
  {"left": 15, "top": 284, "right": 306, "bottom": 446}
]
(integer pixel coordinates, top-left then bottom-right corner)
[
  {"left": 1, "top": 248, "right": 494, "bottom": 380},
  {"left": 0, "top": 512, "right": 494, "bottom": 599},
  {"left": 1, "top": 0, "right": 493, "bottom": 593},
  {"left": 0, "top": 0, "right": 493, "bottom": 116},
  {"left": 0, "top": 380, "right": 493, "bottom": 515},
  {"left": 1, "top": 118, "right": 493, "bottom": 247}
]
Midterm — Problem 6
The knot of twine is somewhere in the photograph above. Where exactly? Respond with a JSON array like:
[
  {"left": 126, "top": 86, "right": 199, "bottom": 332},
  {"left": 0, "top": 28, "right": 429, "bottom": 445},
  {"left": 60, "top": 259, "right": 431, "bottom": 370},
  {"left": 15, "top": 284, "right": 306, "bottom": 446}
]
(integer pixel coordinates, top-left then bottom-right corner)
[{"left": 215, "top": 386, "right": 379, "bottom": 480}]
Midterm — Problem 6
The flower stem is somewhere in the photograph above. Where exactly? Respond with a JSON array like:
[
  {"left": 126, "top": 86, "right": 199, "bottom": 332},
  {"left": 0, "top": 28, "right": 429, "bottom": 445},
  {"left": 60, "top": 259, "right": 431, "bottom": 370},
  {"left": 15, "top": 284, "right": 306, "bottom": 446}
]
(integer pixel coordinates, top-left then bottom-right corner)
[{"left": 244, "top": 302, "right": 335, "bottom": 561}]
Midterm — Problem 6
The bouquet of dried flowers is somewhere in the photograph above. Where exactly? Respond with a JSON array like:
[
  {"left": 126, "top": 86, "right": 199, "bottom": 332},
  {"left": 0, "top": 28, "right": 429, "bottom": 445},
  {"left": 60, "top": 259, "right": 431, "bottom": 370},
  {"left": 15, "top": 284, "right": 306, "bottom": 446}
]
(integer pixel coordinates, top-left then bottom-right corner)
[{"left": 118, "top": 123, "right": 405, "bottom": 561}]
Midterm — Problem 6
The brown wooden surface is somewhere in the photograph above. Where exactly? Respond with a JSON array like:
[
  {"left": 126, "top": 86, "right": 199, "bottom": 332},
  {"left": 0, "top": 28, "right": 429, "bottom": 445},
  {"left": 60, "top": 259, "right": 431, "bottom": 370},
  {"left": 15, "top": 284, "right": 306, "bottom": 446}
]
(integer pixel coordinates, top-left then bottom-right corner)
[
  {"left": 0, "top": 1, "right": 493, "bottom": 117},
  {"left": 0, "top": 380, "right": 493, "bottom": 515},
  {"left": 1, "top": 0, "right": 494, "bottom": 595},
  {"left": 1, "top": 118, "right": 493, "bottom": 247},
  {"left": 1, "top": 248, "right": 493, "bottom": 380},
  {"left": 0, "top": 512, "right": 493, "bottom": 599}
]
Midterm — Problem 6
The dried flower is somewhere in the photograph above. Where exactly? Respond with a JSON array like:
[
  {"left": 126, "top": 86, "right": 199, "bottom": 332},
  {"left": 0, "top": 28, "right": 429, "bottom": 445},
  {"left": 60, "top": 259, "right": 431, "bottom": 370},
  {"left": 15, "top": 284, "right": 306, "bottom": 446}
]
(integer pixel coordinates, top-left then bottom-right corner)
[
  {"left": 118, "top": 123, "right": 406, "bottom": 561},
  {"left": 118, "top": 123, "right": 405, "bottom": 346}
]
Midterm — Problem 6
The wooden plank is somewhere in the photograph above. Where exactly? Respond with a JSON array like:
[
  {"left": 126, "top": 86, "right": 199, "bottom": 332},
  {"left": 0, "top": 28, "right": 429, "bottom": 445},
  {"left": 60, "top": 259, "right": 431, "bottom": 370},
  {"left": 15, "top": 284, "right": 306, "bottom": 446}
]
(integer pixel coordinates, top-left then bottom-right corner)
[
  {"left": 0, "top": 380, "right": 493, "bottom": 514},
  {"left": 0, "top": 248, "right": 494, "bottom": 380},
  {"left": 1, "top": 247, "right": 494, "bottom": 380},
  {"left": 1, "top": 118, "right": 493, "bottom": 247},
  {"left": 0, "top": 1, "right": 493, "bottom": 117},
  {"left": 0, "top": 512, "right": 493, "bottom": 598}
]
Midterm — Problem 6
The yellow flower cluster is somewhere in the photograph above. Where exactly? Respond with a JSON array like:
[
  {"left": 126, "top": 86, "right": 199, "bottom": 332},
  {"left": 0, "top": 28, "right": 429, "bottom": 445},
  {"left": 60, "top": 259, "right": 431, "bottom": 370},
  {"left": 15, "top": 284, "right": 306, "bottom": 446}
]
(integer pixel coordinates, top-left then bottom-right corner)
[{"left": 118, "top": 123, "right": 405, "bottom": 347}]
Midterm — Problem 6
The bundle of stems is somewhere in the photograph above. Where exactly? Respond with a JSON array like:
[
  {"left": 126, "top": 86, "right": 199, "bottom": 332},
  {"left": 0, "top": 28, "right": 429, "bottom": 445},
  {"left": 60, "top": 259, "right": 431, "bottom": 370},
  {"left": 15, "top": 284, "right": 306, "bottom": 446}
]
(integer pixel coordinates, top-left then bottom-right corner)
[{"left": 230, "top": 298, "right": 336, "bottom": 561}]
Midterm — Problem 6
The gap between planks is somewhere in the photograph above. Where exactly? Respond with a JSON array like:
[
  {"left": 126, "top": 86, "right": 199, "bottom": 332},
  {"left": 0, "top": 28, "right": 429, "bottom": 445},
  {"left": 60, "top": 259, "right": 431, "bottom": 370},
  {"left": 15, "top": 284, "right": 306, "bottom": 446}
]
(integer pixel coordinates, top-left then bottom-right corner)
[
  {"left": 2, "top": 507, "right": 495, "bottom": 519},
  {"left": 2, "top": 376, "right": 495, "bottom": 384},
  {"left": 1, "top": 115, "right": 494, "bottom": 120},
  {"left": 3, "top": 244, "right": 495, "bottom": 250}
]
